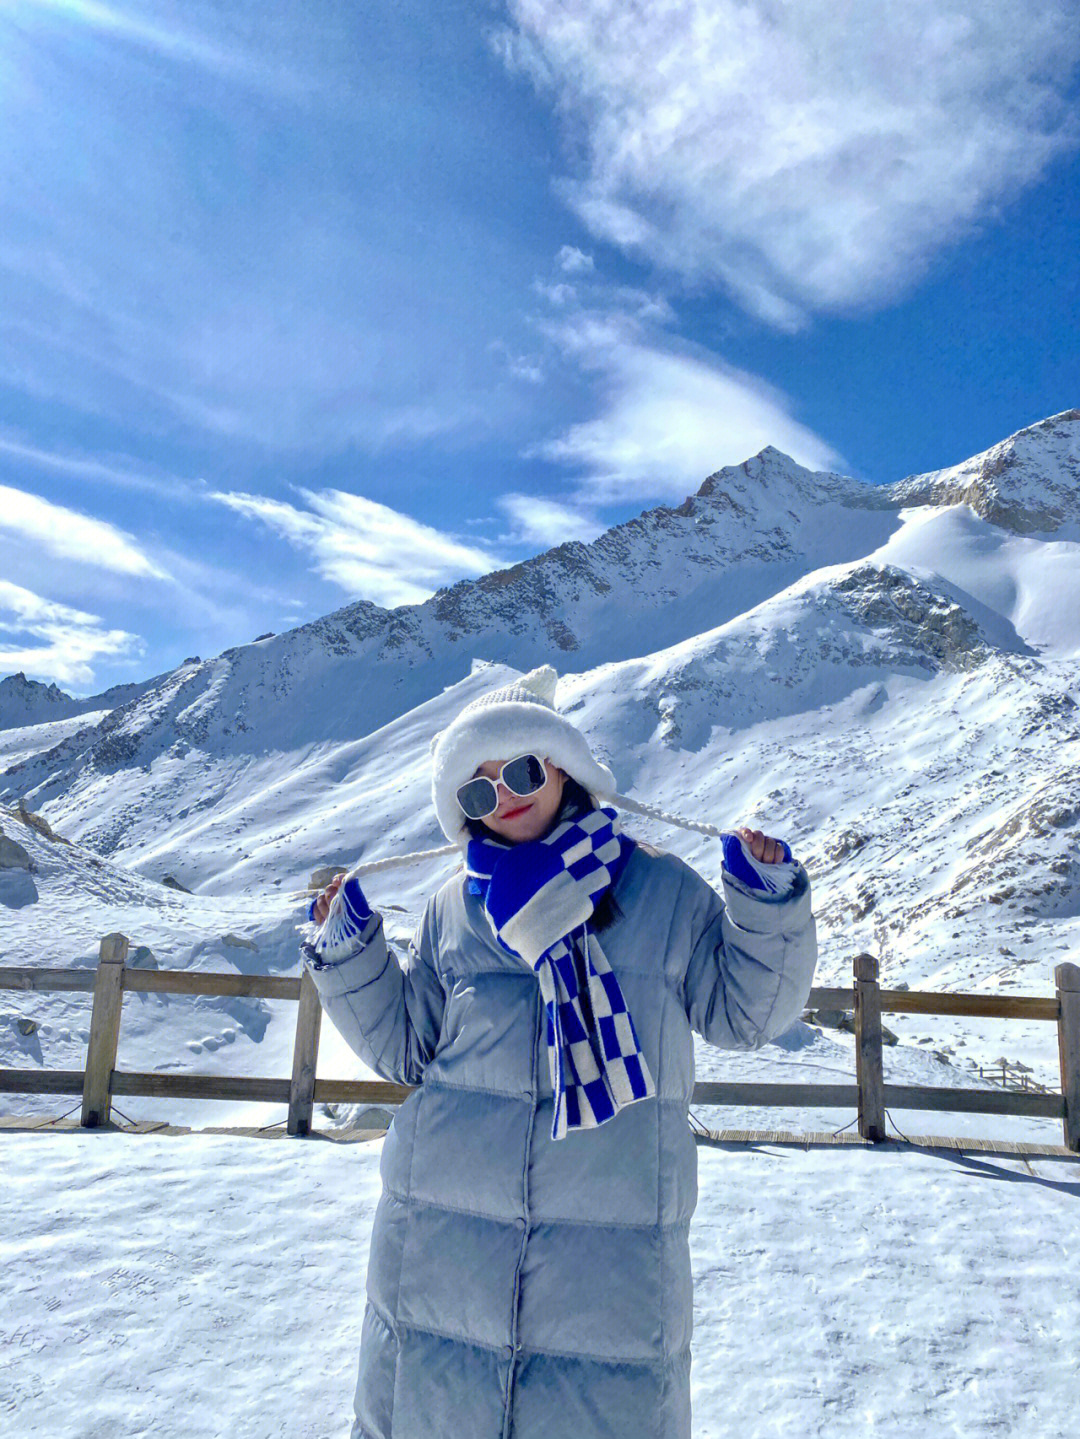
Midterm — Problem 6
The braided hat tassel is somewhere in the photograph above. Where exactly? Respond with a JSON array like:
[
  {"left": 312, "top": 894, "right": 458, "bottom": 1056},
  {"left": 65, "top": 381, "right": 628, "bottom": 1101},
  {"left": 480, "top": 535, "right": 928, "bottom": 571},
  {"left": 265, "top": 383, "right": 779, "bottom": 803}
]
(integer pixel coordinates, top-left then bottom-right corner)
[{"left": 293, "top": 792, "right": 723, "bottom": 898}]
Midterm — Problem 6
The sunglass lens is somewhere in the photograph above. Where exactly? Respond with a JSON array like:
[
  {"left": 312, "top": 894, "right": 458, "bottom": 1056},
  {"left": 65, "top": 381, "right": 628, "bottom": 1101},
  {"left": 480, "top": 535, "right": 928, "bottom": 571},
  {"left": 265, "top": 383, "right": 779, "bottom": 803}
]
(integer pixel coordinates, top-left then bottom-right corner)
[
  {"left": 503, "top": 754, "right": 547, "bottom": 796},
  {"left": 456, "top": 776, "right": 498, "bottom": 819}
]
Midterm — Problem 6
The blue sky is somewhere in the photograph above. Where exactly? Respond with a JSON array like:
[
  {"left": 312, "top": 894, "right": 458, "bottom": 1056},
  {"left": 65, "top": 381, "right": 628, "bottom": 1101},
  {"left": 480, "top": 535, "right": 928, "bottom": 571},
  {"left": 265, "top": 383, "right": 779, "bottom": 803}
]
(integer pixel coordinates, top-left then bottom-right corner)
[{"left": 1, "top": 0, "right": 1078, "bottom": 693}]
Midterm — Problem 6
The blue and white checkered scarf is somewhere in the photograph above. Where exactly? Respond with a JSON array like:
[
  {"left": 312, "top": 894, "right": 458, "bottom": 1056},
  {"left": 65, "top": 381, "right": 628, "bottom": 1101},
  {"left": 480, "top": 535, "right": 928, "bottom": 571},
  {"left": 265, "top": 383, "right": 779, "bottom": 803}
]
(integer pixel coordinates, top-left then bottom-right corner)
[{"left": 466, "top": 803, "right": 656, "bottom": 1141}]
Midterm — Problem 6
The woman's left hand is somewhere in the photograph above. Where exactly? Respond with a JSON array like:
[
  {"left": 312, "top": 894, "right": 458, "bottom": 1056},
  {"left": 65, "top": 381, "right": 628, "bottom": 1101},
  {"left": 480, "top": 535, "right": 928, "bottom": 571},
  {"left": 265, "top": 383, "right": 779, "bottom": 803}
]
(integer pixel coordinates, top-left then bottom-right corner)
[{"left": 734, "top": 827, "right": 788, "bottom": 864}]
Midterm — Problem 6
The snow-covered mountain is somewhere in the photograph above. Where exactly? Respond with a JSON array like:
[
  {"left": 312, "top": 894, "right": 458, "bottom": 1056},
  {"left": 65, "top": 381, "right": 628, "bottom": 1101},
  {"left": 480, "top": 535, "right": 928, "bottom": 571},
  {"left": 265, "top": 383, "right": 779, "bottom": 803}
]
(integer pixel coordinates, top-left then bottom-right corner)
[
  {"left": 0, "top": 671, "right": 164, "bottom": 775},
  {"left": 0, "top": 448, "right": 903, "bottom": 763},
  {"left": 0, "top": 670, "right": 154, "bottom": 729},
  {"left": 5, "top": 411, "right": 1077, "bottom": 773},
  {"left": 887, "top": 407, "right": 1080, "bottom": 535},
  {"left": 2, "top": 408, "right": 1078, "bottom": 1120}
]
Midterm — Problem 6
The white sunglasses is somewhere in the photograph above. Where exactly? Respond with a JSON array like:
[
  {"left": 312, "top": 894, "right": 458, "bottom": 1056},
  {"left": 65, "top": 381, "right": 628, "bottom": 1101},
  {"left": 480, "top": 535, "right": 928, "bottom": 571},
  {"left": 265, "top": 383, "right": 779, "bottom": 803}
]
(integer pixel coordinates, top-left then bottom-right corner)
[{"left": 456, "top": 753, "right": 549, "bottom": 820}]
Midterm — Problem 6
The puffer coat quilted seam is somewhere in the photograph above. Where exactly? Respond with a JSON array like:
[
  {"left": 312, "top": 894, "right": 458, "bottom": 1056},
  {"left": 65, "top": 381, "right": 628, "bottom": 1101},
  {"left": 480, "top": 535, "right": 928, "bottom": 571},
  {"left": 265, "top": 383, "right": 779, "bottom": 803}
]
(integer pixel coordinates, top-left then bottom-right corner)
[{"left": 503, "top": 989, "right": 544, "bottom": 1433}]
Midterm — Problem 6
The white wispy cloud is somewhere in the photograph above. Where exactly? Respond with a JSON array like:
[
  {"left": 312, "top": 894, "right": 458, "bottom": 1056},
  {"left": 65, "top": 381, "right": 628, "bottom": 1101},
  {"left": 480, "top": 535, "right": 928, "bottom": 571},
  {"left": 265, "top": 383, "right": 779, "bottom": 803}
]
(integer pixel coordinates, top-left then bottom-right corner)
[
  {"left": 209, "top": 488, "right": 510, "bottom": 608},
  {"left": 18, "top": 0, "right": 310, "bottom": 98},
  {"left": 532, "top": 309, "right": 841, "bottom": 503},
  {"left": 499, "top": 0, "right": 1080, "bottom": 325},
  {"left": 0, "top": 579, "right": 141, "bottom": 688},
  {"left": 0, "top": 482, "right": 170, "bottom": 578},
  {"left": 0, "top": 431, "right": 201, "bottom": 502},
  {"left": 556, "top": 245, "right": 594, "bottom": 274},
  {"left": 495, "top": 493, "right": 604, "bottom": 548}
]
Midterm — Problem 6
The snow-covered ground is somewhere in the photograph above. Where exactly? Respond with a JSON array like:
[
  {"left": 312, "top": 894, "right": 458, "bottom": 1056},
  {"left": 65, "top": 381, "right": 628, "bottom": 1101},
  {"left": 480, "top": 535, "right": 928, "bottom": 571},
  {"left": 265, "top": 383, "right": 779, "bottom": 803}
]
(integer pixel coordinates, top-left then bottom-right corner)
[
  {"left": 2, "top": 1128, "right": 1076, "bottom": 1439},
  {"left": 0, "top": 712, "right": 111, "bottom": 771}
]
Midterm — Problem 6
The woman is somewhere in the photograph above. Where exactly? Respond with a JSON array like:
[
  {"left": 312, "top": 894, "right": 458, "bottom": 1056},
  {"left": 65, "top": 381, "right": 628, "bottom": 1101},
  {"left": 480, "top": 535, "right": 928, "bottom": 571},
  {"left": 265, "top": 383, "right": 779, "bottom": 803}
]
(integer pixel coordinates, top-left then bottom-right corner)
[{"left": 301, "top": 665, "right": 817, "bottom": 1439}]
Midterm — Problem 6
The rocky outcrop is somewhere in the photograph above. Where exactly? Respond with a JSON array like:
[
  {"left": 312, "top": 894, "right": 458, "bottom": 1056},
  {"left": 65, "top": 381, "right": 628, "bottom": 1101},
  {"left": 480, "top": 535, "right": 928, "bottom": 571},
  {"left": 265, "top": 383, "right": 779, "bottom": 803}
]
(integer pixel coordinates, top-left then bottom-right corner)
[
  {"left": 222, "top": 933, "right": 259, "bottom": 952},
  {"left": 14, "top": 799, "right": 70, "bottom": 845},
  {"left": 828, "top": 565, "right": 990, "bottom": 673},
  {"left": 0, "top": 830, "right": 33, "bottom": 870},
  {"left": 883, "top": 409, "right": 1080, "bottom": 535}
]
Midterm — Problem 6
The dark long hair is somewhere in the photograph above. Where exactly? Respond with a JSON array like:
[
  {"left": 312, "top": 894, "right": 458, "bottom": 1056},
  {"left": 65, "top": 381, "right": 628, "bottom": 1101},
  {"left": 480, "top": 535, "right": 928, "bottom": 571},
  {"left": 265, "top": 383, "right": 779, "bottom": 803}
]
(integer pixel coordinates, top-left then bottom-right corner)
[{"left": 463, "top": 774, "right": 623, "bottom": 933}]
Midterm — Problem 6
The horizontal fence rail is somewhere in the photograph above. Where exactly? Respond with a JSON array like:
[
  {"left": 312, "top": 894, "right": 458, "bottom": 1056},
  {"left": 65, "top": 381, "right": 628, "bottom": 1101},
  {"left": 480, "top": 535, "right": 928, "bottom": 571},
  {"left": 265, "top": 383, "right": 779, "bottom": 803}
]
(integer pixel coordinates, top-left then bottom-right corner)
[
  {"left": 1, "top": 940, "right": 1078, "bottom": 1150},
  {"left": 1, "top": 967, "right": 302, "bottom": 999}
]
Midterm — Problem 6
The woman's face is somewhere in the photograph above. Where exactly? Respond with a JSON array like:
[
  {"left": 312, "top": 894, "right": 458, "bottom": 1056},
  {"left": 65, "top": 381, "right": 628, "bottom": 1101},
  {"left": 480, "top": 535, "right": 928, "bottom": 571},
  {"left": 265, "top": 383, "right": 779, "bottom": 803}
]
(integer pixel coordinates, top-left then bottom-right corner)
[{"left": 472, "top": 757, "right": 566, "bottom": 842}]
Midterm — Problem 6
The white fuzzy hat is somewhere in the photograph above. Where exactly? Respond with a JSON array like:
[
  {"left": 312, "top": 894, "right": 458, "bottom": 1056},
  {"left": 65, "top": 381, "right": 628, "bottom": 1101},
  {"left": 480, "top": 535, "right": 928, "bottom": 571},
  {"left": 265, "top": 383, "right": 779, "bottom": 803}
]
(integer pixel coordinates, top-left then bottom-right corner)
[{"left": 430, "top": 665, "right": 618, "bottom": 848}]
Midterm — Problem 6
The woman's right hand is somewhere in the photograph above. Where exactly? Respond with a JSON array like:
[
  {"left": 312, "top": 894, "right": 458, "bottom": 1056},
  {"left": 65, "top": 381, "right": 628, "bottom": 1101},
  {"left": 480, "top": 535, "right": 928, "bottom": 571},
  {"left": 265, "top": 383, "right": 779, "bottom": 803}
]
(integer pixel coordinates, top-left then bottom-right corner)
[{"left": 311, "top": 872, "right": 346, "bottom": 926}]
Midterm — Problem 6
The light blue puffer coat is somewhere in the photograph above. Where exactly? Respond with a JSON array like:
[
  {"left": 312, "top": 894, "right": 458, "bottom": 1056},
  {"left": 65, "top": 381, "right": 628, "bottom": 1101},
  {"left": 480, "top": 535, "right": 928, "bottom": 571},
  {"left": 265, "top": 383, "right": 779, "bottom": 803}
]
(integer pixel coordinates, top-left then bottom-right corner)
[{"left": 304, "top": 836, "right": 817, "bottom": 1439}]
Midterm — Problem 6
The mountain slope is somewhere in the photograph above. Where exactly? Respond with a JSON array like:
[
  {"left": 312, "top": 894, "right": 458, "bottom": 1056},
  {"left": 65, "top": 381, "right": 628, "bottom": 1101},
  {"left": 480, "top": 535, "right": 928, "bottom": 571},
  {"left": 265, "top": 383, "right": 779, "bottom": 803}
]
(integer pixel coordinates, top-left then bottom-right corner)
[{"left": 0, "top": 448, "right": 903, "bottom": 769}]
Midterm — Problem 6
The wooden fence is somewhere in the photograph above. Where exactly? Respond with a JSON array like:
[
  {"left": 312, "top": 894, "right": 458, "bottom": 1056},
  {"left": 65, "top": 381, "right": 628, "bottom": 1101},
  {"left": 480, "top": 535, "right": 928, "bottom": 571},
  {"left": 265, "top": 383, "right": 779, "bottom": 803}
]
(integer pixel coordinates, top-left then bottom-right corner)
[{"left": 2, "top": 939, "right": 1078, "bottom": 1151}]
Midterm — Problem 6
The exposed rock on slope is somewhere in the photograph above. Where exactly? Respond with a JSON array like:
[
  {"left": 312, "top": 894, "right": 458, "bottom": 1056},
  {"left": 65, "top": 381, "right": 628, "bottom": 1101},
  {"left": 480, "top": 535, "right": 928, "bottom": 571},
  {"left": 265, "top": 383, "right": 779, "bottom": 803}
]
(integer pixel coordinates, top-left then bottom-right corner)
[
  {"left": 595, "top": 562, "right": 997, "bottom": 751},
  {"left": 829, "top": 565, "right": 991, "bottom": 673},
  {"left": 883, "top": 409, "right": 1080, "bottom": 535}
]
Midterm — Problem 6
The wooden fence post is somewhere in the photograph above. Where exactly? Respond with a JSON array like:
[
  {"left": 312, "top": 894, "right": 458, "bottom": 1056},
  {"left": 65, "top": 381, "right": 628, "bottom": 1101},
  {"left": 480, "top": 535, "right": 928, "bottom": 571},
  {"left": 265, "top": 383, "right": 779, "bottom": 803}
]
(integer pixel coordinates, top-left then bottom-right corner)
[
  {"left": 854, "top": 953, "right": 886, "bottom": 1142},
  {"left": 1055, "top": 962, "right": 1080, "bottom": 1153},
  {"left": 287, "top": 968, "right": 323, "bottom": 1137},
  {"left": 81, "top": 933, "right": 129, "bottom": 1128}
]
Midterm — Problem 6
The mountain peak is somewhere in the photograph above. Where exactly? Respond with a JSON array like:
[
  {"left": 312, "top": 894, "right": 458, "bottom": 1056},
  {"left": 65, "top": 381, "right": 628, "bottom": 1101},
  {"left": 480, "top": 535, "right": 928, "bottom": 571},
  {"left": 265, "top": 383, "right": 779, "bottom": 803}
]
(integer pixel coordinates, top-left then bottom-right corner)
[
  {"left": 886, "top": 408, "right": 1080, "bottom": 534},
  {"left": 692, "top": 447, "right": 869, "bottom": 512},
  {"left": 755, "top": 444, "right": 793, "bottom": 461},
  {"left": 0, "top": 673, "right": 75, "bottom": 728},
  {"left": 695, "top": 446, "right": 800, "bottom": 495}
]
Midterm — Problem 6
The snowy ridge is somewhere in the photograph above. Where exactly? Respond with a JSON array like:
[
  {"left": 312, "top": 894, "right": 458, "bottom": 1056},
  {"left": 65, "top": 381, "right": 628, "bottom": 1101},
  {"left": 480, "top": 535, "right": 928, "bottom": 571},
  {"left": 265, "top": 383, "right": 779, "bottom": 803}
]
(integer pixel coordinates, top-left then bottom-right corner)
[
  {"left": 3, "top": 411, "right": 1075, "bottom": 773},
  {"left": 0, "top": 670, "right": 156, "bottom": 731},
  {"left": 883, "top": 408, "right": 1080, "bottom": 535},
  {"left": 0, "top": 443, "right": 904, "bottom": 766}
]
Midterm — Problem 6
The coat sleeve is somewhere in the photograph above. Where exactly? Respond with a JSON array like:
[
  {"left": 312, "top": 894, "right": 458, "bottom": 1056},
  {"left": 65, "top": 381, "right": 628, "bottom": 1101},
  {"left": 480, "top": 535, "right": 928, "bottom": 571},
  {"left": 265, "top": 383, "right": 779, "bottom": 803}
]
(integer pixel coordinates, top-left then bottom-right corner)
[
  {"left": 678, "top": 858, "right": 818, "bottom": 1049},
  {"left": 300, "top": 899, "right": 446, "bottom": 1087}
]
